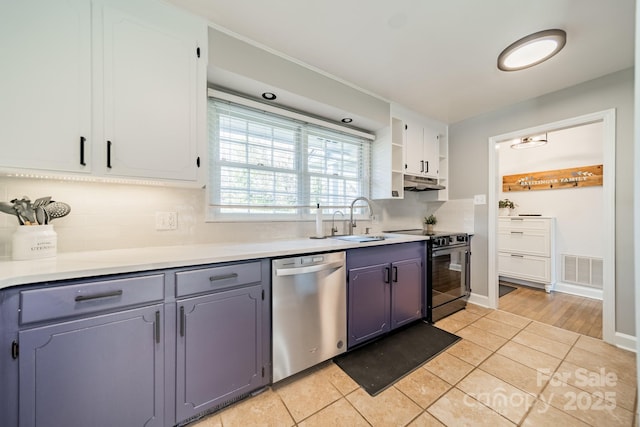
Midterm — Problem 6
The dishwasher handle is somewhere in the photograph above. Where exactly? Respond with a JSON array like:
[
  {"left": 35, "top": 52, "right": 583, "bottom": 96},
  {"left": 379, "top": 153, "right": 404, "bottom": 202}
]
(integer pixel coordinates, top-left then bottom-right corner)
[{"left": 275, "top": 260, "right": 344, "bottom": 276}]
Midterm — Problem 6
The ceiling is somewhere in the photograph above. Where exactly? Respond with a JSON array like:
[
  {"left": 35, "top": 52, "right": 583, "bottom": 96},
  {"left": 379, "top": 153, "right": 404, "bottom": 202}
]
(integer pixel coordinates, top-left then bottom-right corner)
[{"left": 167, "top": 0, "right": 635, "bottom": 124}]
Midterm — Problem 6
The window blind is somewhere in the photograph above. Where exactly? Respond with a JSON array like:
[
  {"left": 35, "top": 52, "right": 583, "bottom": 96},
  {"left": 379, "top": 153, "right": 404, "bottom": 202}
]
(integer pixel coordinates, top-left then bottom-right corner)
[{"left": 208, "top": 96, "right": 371, "bottom": 220}]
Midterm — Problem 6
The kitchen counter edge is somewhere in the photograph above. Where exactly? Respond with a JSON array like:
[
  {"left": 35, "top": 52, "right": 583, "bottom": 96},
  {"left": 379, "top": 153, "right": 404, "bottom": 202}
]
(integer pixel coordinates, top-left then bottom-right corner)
[{"left": 0, "top": 234, "right": 429, "bottom": 289}]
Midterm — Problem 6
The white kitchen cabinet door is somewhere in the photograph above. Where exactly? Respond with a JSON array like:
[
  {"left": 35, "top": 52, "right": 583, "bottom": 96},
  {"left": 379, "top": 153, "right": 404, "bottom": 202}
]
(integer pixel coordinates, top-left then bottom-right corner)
[
  {"left": 0, "top": 0, "right": 92, "bottom": 174},
  {"left": 422, "top": 125, "right": 439, "bottom": 179},
  {"left": 95, "top": 0, "right": 206, "bottom": 182},
  {"left": 403, "top": 119, "right": 439, "bottom": 179},
  {"left": 403, "top": 118, "right": 423, "bottom": 176}
]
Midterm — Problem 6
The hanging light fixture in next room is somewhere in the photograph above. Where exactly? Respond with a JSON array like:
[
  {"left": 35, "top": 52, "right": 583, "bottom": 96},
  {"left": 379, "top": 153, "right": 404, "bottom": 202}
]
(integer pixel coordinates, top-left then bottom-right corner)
[
  {"left": 498, "top": 29, "right": 566, "bottom": 71},
  {"left": 510, "top": 133, "right": 548, "bottom": 149}
]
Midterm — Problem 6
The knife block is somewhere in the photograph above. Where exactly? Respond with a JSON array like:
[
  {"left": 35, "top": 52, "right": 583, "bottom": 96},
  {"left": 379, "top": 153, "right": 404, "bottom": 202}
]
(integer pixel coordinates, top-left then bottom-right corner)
[{"left": 12, "top": 225, "right": 57, "bottom": 260}]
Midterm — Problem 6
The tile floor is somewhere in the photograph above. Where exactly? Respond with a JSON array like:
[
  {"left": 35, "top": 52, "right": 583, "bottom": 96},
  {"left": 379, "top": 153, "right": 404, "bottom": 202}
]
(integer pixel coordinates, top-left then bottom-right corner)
[{"left": 191, "top": 304, "right": 637, "bottom": 426}]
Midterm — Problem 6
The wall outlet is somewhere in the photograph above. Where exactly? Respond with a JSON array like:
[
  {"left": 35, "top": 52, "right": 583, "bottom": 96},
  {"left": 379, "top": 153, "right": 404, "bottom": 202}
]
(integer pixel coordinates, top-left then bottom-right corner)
[
  {"left": 155, "top": 212, "right": 177, "bottom": 230},
  {"left": 473, "top": 194, "right": 487, "bottom": 205}
]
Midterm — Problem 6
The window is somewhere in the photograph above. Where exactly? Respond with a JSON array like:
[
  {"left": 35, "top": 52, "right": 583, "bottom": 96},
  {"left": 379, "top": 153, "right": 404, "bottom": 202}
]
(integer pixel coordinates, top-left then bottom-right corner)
[{"left": 207, "top": 92, "right": 372, "bottom": 221}]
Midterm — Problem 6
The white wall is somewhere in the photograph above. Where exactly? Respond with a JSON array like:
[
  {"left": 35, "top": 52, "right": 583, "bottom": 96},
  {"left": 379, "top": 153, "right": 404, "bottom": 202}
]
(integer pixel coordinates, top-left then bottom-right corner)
[
  {"left": 449, "top": 68, "right": 634, "bottom": 336},
  {"left": 498, "top": 122, "right": 604, "bottom": 289}
]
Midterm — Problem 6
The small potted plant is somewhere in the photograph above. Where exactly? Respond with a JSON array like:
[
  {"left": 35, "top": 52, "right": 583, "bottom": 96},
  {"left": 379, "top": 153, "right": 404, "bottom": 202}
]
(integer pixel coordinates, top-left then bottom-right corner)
[
  {"left": 498, "top": 199, "right": 516, "bottom": 216},
  {"left": 423, "top": 214, "right": 437, "bottom": 233}
]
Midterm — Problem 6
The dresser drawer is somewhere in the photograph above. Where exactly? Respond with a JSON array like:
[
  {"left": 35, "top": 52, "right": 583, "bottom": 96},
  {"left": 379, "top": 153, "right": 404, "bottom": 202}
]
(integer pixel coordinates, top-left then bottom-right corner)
[
  {"left": 498, "top": 230, "right": 550, "bottom": 257},
  {"left": 176, "top": 261, "right": 262, "bottom": 297},
  {"left": 498, "top": 253, "right": 551, "bottom": 283},
  {"left": 20, "top": 274, "right": 165, "bottom": 325},
  {"left": 499, "top": 217, "right": 551, "bottom": 232}
]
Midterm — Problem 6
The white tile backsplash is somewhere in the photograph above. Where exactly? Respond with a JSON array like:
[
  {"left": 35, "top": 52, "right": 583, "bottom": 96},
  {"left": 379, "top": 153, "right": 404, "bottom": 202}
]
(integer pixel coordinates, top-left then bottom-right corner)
[
  {"left": 0, "top": 177, "right": 476, "bottom": 259},
  {"left": 431, "top": 199, "right": 475, "bottom": 234}
]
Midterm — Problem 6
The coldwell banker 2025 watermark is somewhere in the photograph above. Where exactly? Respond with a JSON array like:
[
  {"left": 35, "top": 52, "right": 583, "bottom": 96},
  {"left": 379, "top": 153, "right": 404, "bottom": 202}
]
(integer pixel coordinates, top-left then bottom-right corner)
[{"left": 463, "top": 366, "right": 618, "bottom": 414}]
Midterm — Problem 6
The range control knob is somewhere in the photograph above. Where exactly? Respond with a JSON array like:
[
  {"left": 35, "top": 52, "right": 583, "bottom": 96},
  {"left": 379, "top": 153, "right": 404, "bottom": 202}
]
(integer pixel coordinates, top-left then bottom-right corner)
[{"left": 435, "top": 237, "right": 447, "bottom": 246}]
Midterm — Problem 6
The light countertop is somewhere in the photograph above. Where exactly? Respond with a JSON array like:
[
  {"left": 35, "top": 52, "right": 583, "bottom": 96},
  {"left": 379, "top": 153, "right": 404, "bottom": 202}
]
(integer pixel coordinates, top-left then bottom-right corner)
[{"left": 0, "top": 233, "right": 428, "bottom": 289}]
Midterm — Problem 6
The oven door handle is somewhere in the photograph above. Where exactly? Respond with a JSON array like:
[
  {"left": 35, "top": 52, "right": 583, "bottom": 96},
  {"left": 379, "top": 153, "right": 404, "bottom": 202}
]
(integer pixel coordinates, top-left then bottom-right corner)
[{"left": 431, "top": 245, "right": 468, "bottom": 257}]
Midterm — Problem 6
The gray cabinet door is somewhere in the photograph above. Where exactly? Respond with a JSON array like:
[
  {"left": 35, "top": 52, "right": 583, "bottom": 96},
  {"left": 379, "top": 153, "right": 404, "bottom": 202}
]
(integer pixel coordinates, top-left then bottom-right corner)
[
  {"left": 19, "top": 305, "right": 163, "bottom": 427},
  {"left": 391, "top": 257, "right": 424, "bottom": 328},
  {"left": 176, "top": 284, "right": 263, "bottom": 421},
  {"left": 347, "top": 263, "right": 391, "bottom": 348}
]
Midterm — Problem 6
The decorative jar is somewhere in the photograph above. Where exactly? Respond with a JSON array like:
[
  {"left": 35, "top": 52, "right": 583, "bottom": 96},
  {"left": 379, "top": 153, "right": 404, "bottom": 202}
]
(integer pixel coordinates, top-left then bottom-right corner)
[{"left": 12, "top": 225, "right": 57, "bottom": 260}]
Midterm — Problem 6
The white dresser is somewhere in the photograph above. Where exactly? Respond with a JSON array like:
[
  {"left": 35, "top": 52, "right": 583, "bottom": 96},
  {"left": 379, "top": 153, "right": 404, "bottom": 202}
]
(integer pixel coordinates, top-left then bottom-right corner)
[{"left": 498, "top": 216, "right": 556, "bottom": 292}]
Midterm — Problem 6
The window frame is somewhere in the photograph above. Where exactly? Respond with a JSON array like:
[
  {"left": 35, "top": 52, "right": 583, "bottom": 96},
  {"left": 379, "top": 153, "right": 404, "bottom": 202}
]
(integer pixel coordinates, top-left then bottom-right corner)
[{"left": 206, "top": 90, "right": 374, "bottom": 222}]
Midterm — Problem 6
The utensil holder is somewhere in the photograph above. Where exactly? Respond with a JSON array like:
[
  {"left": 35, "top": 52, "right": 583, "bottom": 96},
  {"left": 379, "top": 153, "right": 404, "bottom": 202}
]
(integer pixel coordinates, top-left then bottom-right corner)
[{"left": 12, "top": 225, "right": 57, "bottom": 260}]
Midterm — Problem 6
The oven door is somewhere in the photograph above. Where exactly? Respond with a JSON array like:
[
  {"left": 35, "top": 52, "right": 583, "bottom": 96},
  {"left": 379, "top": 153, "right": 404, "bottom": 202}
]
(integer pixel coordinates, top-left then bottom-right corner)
[{"left": 428, "top": 245, "right": 470, "bottom": 322}]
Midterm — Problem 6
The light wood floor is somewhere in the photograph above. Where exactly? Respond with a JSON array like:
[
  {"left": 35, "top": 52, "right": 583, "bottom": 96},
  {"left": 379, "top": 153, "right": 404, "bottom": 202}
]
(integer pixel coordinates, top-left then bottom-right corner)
[{"left": 498, "top": 281, "right": 603, "bottom": 339}]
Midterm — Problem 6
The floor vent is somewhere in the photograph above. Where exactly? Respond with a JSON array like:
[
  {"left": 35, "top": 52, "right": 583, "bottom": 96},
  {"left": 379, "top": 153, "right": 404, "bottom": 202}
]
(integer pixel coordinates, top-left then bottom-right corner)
[{"left": 562, "top": 254, "right": 603, "bottom": 288}]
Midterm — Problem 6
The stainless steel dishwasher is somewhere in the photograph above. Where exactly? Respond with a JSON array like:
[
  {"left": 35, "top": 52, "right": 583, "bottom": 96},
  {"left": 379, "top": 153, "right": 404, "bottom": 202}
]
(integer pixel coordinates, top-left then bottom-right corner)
[{"left": 272, "top": 251, "right": 347, "bottom": 382}]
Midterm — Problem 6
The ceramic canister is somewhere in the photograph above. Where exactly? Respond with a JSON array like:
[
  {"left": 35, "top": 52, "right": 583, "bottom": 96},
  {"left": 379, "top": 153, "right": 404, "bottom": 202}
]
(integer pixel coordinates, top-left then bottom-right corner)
[{"left": 12, "top": 225, "right": 57, "bottom": 260}]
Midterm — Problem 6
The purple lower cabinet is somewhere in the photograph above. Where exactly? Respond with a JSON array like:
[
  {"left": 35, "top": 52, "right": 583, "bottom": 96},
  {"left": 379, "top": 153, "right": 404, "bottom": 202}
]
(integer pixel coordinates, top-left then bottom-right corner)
[
  {"left": 19, "top": 305, "right": 164, "bottom": 427},
  {"left": 347, "top": 242, "right": 426, "bottom": 349},
  {"left": 175, "top": 285, "right": 264, "bottom": 422},
  {"left": 390, "top": 257, "right": 424, "bottom": 329},
  {"left": 347, "top": 263, "right": 391, "bottom": 348}
]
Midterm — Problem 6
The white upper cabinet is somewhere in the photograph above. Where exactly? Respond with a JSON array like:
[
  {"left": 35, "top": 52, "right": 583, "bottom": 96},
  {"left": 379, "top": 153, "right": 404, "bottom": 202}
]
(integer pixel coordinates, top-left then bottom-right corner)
[
  {"left": 0, "top": 0, "right": 92, "bottom": 174},
  {"left": 398, "top": 110, "right": 439, "bottom": 180},
  {"left": 94, "top": 0, "right": 206, "bottom": 182},
  {"left": 0, "top": 0, "right": 207, "bottom": 185}
]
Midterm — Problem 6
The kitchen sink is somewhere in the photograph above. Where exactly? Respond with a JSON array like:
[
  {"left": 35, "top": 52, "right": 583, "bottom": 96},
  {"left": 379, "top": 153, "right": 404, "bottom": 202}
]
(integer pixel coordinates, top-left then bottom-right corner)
[{"left": 333, "top": 234, "right": 388, "bottom": 243}]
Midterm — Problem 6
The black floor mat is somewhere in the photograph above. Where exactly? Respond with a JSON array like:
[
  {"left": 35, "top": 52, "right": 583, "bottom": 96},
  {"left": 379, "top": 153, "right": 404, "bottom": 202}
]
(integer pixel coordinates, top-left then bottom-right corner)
[
  {"left": 499, "top": 284, "right": 517, "bottom": 297},
  {"left": 333, "top": 321, "right": 460, "bottom": 396}
]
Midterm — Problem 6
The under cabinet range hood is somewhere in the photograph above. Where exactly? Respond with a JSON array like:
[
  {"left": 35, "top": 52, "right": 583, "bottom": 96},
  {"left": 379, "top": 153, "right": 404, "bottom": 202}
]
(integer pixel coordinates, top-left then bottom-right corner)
[{"left": 403, "top": 175, "right": 446, "bottom": 191}]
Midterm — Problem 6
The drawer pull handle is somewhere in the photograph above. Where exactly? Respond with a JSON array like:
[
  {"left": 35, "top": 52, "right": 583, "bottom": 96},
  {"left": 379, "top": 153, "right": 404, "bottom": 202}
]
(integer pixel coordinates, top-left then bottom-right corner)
[
  {"left": 80, "top": 136, "right": 86, "bottom": 166},
  {"left": 510, "top": 254, "right": 525, "bottom": 258},
  {"left": 107, "top": 140, "right": 113, "bottom": 168},
  {"left": 74, "top": 290, "right": 123, "bottom": 302},
  {"left": 179, "top": 306, "right": 185, "bottom": 337},
  {"left": 155, "top": 310, "right": 161, "bottom": 344},
  {"left": 510, "top": 231, "right": 524, "bottom": 234},
  {"left": 209, "top": 273, "right": 238, "bottom": 282}
]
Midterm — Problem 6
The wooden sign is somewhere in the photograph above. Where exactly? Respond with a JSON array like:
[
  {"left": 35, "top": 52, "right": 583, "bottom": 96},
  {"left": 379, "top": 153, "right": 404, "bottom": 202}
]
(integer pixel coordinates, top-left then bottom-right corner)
[{"left": 502, "top": 164, "right": 603, "bottom": 192}]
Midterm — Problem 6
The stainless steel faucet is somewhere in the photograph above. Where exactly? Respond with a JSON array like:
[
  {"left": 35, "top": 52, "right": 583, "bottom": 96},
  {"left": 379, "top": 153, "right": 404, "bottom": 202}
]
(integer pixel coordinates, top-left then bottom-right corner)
[
  {"left": 331, "top": 210, "right": 345, "bottom": 236},
  {"left": 348, "top": 196, "right": 374, "bottom": 235}
]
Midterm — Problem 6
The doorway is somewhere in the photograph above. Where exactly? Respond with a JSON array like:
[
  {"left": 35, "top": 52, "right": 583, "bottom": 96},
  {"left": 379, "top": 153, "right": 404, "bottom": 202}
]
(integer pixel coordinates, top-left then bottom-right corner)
[{"left": 487, "top": 109, "right": 616, "bottom": 344}]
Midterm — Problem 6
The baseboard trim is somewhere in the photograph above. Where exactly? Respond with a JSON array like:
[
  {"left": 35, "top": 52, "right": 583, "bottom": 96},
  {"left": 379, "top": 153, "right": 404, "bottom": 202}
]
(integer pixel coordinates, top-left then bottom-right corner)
[
  {"left": 614, "top": 332, "right": 636, "bottom": 353},
  {"left": 554, "top": 281, "right": 603, "bottom": 300},
  {"left": 468, "top": 293, "right": 491, "bottom": 308},
  {"left": 499, "top": 276, "right": 546, "bottom": 290}
]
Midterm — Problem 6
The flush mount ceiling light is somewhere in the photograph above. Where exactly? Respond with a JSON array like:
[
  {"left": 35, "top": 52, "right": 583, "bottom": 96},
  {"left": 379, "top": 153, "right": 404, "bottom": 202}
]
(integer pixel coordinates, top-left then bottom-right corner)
[
  {"left": 510, "top": 133, "right": 548, "bottom": 149},
  {"left": 498, "top": 29, "right": 566, "bottom": 71},
  {"left": 341, "top": 117, "right": 353, "bottom": 123},
  {"left": 261, "top": 92, "right": 277, "bottom": 100}
]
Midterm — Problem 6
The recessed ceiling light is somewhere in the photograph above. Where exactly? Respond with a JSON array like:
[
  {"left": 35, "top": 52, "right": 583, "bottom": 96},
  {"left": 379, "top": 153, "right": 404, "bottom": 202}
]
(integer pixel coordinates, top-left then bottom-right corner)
[
  {"left": 341, "top": 118, "right": 353, "bottom": 123},
  {"left": 498, "top": 29, "right": 566, "bottom": 71},
  {"left": 262, "top": 92, "right": 277, "bottom": 100}
]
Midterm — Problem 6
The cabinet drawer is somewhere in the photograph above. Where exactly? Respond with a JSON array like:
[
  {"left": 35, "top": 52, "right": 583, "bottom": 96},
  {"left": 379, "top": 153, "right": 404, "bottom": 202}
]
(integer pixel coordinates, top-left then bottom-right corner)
[
  {"left": 176, "top": 261, "right": 262, "bottom": 297},
  {"left": 20, "top": 274, "right": 164, "bottom": 325},
  {"left": 498, "top": 230, "right": 550, "bottom": 257},
  {"left": 498, "top": 253, "right": 551, "bottom": 283},
  {"left": 499, "top": 217, "right": 551, "bottom": 232}
]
